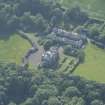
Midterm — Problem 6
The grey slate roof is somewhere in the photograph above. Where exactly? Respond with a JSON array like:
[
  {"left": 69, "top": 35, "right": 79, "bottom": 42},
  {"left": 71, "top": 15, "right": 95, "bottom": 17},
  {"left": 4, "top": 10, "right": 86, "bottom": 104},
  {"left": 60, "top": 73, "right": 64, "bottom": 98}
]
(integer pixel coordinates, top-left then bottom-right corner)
[
  {"left": 52, "top": 28, "right": 84, "bottom": 48},
  {"left": 53, "top": 28, "right": 81, "bottom": 41}
]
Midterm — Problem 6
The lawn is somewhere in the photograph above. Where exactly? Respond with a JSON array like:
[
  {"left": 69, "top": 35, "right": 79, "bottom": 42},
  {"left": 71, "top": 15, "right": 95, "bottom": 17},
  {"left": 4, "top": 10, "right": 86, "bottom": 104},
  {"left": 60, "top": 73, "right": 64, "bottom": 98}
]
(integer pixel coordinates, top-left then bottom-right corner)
[
  {"left": 62, "top": 0, "right": 105, "bottom": 19},
  {"left": 74, "top": 43, "right": 105, "bottom": 83},
  {"left": 0, "top": 34, "right": 31, "bottom": 64}
]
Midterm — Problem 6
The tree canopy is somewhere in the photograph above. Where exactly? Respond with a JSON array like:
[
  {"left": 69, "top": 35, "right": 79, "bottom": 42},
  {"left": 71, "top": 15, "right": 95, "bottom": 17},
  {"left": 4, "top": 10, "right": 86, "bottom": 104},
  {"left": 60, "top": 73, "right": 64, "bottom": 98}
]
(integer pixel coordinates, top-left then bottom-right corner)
[{"left": 0, "top": 63, "right": 105, "bottom": 105}]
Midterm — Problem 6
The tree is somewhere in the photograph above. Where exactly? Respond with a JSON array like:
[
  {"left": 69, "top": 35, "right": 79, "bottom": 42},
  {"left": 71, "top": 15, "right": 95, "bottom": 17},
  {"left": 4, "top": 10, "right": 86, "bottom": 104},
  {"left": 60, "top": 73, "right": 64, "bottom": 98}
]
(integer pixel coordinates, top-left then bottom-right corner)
[
  {"left": 51, "top": 8, "right": 63, "bottom": 26},
  {"left": 90, "top": 100, "right": 104, "bottom": 105},
  {"left": 20, "top": 13, "right": 49, "bottom": 33},
  {"left": 47, "top": 97, "right": 61, "bottom": 105},
  {"left": 86, "top": 91, "right": 101, "bottom": 103},
  {"left": 59, "top": 79, "right": 75, "bottom": 92},
  {"left": 90, "top": 27, "right": 100, "bottom": 39},
  {"left": 100, "top": 36, "right": 105, "bottom": 44},
  {"left": 65, "top": 97, "right": 85, "bottom": 105},
  {"left": 32, "top": 14, "right": 49, "bottom": 34},
  {"left": 64, "top": 6, "right": 88, "bottom": 25},
  {"left": 35, "top": 85, "right": 58, "bottom": 104},
  {"left": 0, "top": 90, "right": 7, "bottom": 105},
  {"left": 20, "top": 12, "right": 35, "bottom": 31},
  {"left": 42, "top": 100, "right": 48, "bottom": 105},
  {"left": 63, "top": 86, "right": 81, "bottom": 97},
  {"left": 77, "top": 50, "right": 85, "bottom": 63},
  {"left": 7, "top": 15, "right": 20, "bottom": 32},
  {"left": 8, "top": 102, "right": 16, "bottom": 105},
  {"left": 63, "top": 45, "right": 73, "bottom": 56},
  {"left": 43, "top": 40, "right": 54, "bottom": 50},
  {"left": 20, "top": 98, "right": 33, "bottom": 105}
]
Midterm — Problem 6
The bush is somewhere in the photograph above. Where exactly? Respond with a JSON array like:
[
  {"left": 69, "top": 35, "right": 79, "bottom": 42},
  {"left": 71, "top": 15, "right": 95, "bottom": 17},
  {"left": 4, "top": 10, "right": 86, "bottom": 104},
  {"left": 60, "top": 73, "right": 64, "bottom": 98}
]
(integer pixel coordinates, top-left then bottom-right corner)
[
  {"left": 63, "top": 45, "right": 72, "bottom": 55},
  {"left": 43, "top": 39, "right": 58, "bottom": 50},
  {"left": 63, "top": 45, "right": 78, "bottom": 57},
  {"left": 63, "top": 86, "right": 81, "bottom": 97},
  {"left": 77, "top": 50, "right": 85, "bottom": 63}
]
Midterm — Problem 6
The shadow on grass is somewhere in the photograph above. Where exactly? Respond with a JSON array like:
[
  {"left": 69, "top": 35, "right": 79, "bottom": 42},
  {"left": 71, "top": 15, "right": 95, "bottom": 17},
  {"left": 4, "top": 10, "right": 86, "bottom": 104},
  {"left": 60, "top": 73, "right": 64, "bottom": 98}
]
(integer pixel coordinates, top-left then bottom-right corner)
[{"left": 0, "top": 31, "right": 15, "bottom": 40}]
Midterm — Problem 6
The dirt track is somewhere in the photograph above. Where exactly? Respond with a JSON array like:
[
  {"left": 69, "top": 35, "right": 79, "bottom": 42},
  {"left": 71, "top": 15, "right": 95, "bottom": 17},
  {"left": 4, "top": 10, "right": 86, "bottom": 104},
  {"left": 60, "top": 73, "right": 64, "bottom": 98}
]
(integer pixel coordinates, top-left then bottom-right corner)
[{"left": 28, "top": 46, "right": 44, "bottom": 65}]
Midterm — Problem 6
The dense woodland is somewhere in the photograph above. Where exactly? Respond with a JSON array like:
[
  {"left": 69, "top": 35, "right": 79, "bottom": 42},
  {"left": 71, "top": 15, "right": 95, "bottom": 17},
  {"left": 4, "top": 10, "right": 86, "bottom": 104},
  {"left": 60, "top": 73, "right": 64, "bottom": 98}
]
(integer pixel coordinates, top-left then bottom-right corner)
[
  {"left": 0, "top": 63, "right": 105, "bottom": 105},
  {"left": 0, "top": 0, "right": 105, "bottom": 105},
  {"left": 0, "top": 0, "right": 88, "bottom": 34}
]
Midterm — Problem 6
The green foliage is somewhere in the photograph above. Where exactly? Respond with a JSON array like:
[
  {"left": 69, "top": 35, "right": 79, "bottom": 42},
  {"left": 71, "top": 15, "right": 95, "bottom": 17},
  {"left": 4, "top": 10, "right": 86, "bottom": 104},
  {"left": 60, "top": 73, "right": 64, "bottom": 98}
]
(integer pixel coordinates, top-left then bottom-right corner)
[
  {"left": 51, "top": 8, "right": 63, "bottom": 27},
  {"left": 0, "top": 63, "right": 105, "bottom": 105},
  {"left": 0, "top": 1, "right": 105, "bottom": 105},
  {"left": 65, "top": 97, "right": 85, "bottom": 105},
  {"left": 0, "top": 0, "right": 63, "bottom": 33},
  {"left": 90, "top": 100, "right": 104, "bottom": 105},
  {"left": 35, "top": 84, "right": 58, "bottom": 104},
  {"left": 8, "top": 102, "right": 16, "bottom": 105},
  {"left": 63, "top": 86, "right": 81, "bottom": 97},
  {"left": 63, "top": 45, "right": 79, "bottom": 57},
  {"left": 89, "top": 27, "right": 100, "bottom": 38},
  {"left": 43, "top": 39, "right": 56, "bottom": 50},
  {"left": 47, "top": 97, "right": 61, "bottom": 105},
  {"left": 63, "top": 45, "right": 72, "bottom": 55},
  {"left": 64, "top": 6, "right": 88, "bottom": 25},
  {"left": 20, "top": 13, "right": 48, "bottom": 33},
  {"left": 20, "top": 98, "right": 33, "bottom": 105},
  {"left": 63, "top": 45, "right": 85, "bottom": 63},
  {"left": 31, "top": 14, "right": 48, "bottom": 33},
  {"left": 77, "top": 50, "right": 85, "bottom": 63}
]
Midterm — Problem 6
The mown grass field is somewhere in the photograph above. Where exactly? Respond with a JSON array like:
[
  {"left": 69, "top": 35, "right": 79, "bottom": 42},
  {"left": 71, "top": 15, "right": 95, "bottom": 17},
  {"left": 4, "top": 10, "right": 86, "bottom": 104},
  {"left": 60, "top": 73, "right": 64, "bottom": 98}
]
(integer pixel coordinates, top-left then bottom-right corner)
[
  {"left": 0, "top": 34, "right": 31, "bottom": 64},
  {"left": 74, "top": 43, "right": 105, "bottom": 83},
  {"left": 62, "top": 0, "right": 105, "bottom": 19}
]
